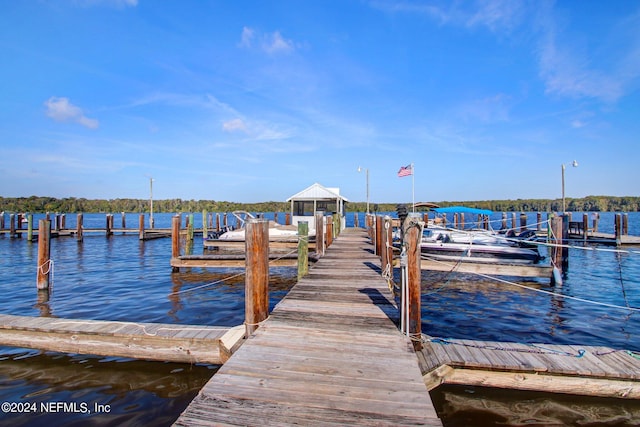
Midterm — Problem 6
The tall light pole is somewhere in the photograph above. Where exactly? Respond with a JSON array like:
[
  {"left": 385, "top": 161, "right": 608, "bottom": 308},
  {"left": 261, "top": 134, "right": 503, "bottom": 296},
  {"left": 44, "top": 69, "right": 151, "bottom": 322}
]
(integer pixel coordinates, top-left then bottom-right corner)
[
  {"left": 357, "top": 166, "right": 369, "bottom": 214},
  {"left": 561, "top": 160, "right": 578, "bottom": 213}
]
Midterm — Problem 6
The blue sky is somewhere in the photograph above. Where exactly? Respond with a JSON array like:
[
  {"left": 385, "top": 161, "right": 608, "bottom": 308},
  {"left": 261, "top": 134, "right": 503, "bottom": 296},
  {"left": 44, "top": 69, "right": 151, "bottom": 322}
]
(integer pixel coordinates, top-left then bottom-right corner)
[{"left": 1, "top": 1, "right": 639, "bottom": 204}]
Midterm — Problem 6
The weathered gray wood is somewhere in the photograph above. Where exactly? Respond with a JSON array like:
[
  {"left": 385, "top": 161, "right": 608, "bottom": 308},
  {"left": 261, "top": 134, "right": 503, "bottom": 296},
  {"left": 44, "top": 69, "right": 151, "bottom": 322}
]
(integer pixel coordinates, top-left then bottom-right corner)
[
  {"left": 0, "top": 313, "right": 238, "bottom": 364},
  {"left": 174, "top": 228, "right": 442, "bottom": 426}
]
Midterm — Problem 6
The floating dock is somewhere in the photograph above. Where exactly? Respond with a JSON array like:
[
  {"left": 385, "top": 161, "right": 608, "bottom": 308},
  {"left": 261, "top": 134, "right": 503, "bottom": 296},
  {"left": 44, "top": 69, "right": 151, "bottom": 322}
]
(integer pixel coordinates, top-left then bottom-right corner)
[
  {"left": 0, "top": 314, "right": 244, "bottom": 364},
  {"left": 419, "top": 337, "right": 640, "bottom": 399},
  {"left": 174, "top": 228, "right": 442, "bottom": 426}
]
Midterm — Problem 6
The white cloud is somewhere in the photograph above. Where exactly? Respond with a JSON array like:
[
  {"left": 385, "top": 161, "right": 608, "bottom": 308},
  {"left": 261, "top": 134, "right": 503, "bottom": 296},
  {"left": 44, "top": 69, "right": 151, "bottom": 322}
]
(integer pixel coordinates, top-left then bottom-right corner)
[
  {"left": 44, "top": 97, "right": 99, "bottom": 129},
  {"left": 239, "top": 27, "right": 295, "bottom": 54},
  {"left": 240, "top": 26, "right": 254, "bottom": 48},
  {"left": 222, "top": 118, "right": 247, "bottom": 132}
]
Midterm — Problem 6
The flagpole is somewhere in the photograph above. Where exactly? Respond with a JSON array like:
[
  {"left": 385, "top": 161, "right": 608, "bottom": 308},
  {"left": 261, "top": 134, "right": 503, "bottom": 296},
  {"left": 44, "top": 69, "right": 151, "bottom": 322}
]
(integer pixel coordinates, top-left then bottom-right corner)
[{"left": 411, "top": 162, "right": 415, "bottom": 213}]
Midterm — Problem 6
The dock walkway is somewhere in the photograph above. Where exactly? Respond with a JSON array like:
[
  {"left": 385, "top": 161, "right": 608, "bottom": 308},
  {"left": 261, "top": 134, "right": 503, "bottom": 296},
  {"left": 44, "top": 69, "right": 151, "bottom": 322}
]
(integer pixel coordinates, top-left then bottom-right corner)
[{"left": 174, "top": 228, "right": 441, "bottom": 426}]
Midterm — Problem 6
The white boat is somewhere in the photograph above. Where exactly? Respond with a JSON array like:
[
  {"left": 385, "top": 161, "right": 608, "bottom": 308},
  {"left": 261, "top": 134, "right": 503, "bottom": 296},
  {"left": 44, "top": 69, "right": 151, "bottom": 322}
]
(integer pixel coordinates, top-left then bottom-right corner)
[
  {"left": 417, "top": 207, "right": 542, "bottom": 265},
  {"left": 208, "top": 211, "right": 314, "bottom": 241},
  {"left": 420, "top": 226, "right": 542, "bottom": 264}
]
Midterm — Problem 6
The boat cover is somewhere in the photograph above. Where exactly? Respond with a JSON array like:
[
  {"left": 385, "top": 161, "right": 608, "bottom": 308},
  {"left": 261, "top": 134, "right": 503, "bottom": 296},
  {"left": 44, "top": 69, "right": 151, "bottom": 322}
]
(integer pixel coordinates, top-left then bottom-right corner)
[{"left": 433, "top": 206, "right": 493, "bottom": 215}]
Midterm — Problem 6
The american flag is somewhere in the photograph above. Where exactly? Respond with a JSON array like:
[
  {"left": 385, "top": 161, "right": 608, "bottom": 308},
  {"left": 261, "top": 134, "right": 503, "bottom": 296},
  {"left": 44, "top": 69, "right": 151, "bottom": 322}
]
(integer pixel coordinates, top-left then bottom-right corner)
[{"left": 397, "top": 164, "right": 413, "bottom": 177}]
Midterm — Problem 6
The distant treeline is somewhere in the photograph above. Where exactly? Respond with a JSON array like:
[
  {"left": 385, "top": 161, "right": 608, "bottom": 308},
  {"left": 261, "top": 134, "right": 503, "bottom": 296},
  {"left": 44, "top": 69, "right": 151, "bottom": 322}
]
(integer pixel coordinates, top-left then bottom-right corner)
[{"left": 1, "top": 195, "right": 639, "bottom": 214}]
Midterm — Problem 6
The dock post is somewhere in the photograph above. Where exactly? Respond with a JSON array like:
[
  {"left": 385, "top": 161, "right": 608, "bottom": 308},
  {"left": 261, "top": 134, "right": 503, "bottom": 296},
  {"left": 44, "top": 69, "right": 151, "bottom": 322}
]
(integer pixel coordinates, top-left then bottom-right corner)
[
  {"left": 381, "top": 216, "right": 392, "bottom": 275},
  {"left": 27, "top": 214, "right": 33, "bottom": 241},
  {"left": 315, "top": 211, "right": 325, "bottom": 256},
  {"left": 375, "top": 215, "right": 383, "bottom": 256},
  {"left": 583, "top": 213, "right": 589, "bottom": 243},
  {"left": 615, "top": 213, "right": 622, "bottom": 246},
  {"left": 460, "top": 212, "right": 465, "bottom": 230},
  {"left": 215, "top": 213, "right": 220, "bottom": 232},
  {"left": 354, "top": 212, "right": 359, "bottom": 228},
  {"left": 245, "top": 218, "right": 269, "bottom": 336},
  {"left": 453, "top": 213, "right": 458, "bottom": 229},
  {"left": 202, "top": 210, "right": 208, "bottom": 240},
  {"left": 36, "top": 219, "right": 52, "bottom": 290},
  {"left": 77, "top": 213, "right": 84, "bottom": 242},
  {"left": 511, "top": 212, "right": 516, "bottom": 230},
  {"left": 623, "top": 213, "right": 628, "bottom": 235},
  {"left": 171, "top": 215, "right": 181, "bottom": 272},
  {"left": 593, "top": 213, "right": 599, "bottom": 232},
  {"left": 561, "top": 214, "right": 569, "bottom": 272},
  {"left": 537, "top": 212, "right": 542, "bottom": 231},
  {"left": 520, "top": 212, "right": 527, "bottom": 232},
  {"left": 285, "top": 212, "right": 291, "bottom": 225},
  {"left": 501, "top": 212, "right": 507, "bottom": 230},
  {"left": 9, "top": 214, "right": 15, "bottom": 238},
  {"left": 106, "top": 214, "right": 112, "bottom": 237},
  {"left": 402, "top": 215, "right": 422, "bottom": 350},
  {"left": 121, "top": 212, "right": 126, "bottom": 230},
  {"left": 297, "top": 221, "right": 309, "bottom": 279},
  {"left": 138, "top": 213, "right": 144, "bottom": 240},
  {"left": 326, "top": 215, "right": 333, "bottom": 247},
  {"left": 550, "top": 215, "right": 563, "bottom": 276}
]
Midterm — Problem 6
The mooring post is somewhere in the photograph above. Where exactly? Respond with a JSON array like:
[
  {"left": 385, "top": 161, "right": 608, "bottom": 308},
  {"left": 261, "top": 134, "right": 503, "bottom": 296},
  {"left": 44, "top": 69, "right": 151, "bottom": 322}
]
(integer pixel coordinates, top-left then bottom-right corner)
[
  {"left": 550, "top": 215, "right": 563, "bottom": 274},
  {"left": 326, "top": 215, "right": 333, "bottom": 247},
  {"left": 202, "top": 210, "right": 208, "bottom": 240},
  {"left": 36, "top": 219, "right": 52, "bottom": 290},
  {"left": 9, "top": 214, "right": 15, "bottom": 238},
  {"left": 375, "top": 215, "right": 383, "bottom": 256},
  {"left": 583, "top": 213, "right": 589, "bottom": 243},
  {"left": 285, "top": 212, "right": 291, "bottom": 226},
  {"left": 297, "top": 221, "right": 309, "bottom": 279},
  {"left": 121, "top": 212, "right": 126, "bottom": 229},
  {"left": 138, "top": 213, "right": 144, "bottom": 240},
  {"left": 245, "top": 218, "right": 269, "bottom": 337},
  {"left": 561, "top": 214, "right": 569, "bottom": 272},
  {"left": 315, "top": 211, "right": 325, "bottom": 256},
  {"left": 171, "top": 215, "right": 181, "bottom": 272},
  {"left": 403, "top": 215, "right": 422, "bottom": 351},
  {"left": 623, "top": 213, "right": 628, "bottom": 235},
  {"left": 520, "top": 212, "right": 527, "bottom": 232},
  {"left": 27, "top": 214, "right": 33, "bottom": 241},
  {"left": 381, "top": 216, "right": 392, "bottom": 275},
  {"left": 354, "top": 212, "right": 359, "bottom": 228},
  {"left": 461, "top": 212, "right": 465, "bottom": 230},
  {"left": 77, "top": 213, "right": 84, "bottom": 242},
  {"left": 106, "top": 214, "right": 112, "bottom": 237},
  {"left": 615, "top": 213, "right": 622, "bottom": 246}
]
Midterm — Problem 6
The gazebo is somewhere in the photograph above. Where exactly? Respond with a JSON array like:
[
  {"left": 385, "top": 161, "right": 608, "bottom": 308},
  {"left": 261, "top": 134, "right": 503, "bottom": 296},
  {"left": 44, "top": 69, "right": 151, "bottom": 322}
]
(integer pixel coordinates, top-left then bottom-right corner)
[{"left": 286, "top": 183, "right": 349, "bottom": 232}]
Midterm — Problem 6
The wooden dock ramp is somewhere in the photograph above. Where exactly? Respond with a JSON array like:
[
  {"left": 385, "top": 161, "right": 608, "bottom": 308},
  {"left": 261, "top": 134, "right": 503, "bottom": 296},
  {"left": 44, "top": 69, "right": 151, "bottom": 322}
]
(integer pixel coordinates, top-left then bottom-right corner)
[{"left": 174, "top": 228, "right": 442, "bottom": 426}]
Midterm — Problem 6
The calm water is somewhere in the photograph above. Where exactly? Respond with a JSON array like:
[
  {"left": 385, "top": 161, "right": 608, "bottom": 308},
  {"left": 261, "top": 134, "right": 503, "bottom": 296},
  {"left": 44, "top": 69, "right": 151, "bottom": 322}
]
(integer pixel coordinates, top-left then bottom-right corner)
[{"left": 0, "top": 211, "right": 639, "bottom": 426}]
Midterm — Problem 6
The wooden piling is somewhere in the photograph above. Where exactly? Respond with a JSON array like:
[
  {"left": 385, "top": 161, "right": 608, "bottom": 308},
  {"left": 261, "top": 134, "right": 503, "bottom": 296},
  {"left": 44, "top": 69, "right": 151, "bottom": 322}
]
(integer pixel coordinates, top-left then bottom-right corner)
[
  {"left": 520, "top": 212, "right": 527, "bottom": 232},
  {"left": 615, "top": 213, "right": 622, "bottom": 246},
  {"left": 106, "top": 214, "right": 113, "bottom": 236},
  {"left": 26, "top": 214, "right": 33, "bottom": 241},
  {"left": 354, "top": 212, "right": 359, "bottom": 228},
  {"left": 561, "top": 214, "right": 569, "bottom": 272},
  {"left": 315, "top": 212, "right": 325, "bottom": 256},
  {"left": 404, "top": 217, "right": 422, "bottom": 351},
  {"left": 9, "top": 214, "right": 15, "bottom": 238},
  {"left": 326, "top": 215, "right": 333, "bottom": 247},
  {"left": 381, "top": 216, "right": 392, "bottom": 275},
  {"left": 460, "top": 212, "right": 465, "bottom": 230},
  {"left": 171, "top": 215, "right": 181, "bottom": 272},
  {"left": 501, "top": 212, "right": 507, "bottom": 230},
  {"left": 36, "top": 219, "right": 52, "bottom": 290},
  {"left": 285, "top": 212, "right": 291, "bottom": 226},
  {"left": 375, "top": 215, "right": 383, "bottom": 256},
  {"left": 77, "top": 213, "right": 83, "bottom": 242},
  {"left": 511, "top": 212, "right": 516, "bottom": 230},
  {"left": 121, "top": 212, "right": 126, "bottom": 229},
  {"left": 583, "top": 213, "right": 589, "bottom": 243},
  {"left": 297, "top": 222, "right": 309, "bottom": 279},
  {"left": 138, "top": 213, "right": 144, "bottom": 240},
  {"left": 537, "top": 212, "right": 542, "bottom": 231},
  {"left": 245, "top": 219, "right": 269, "bottom": 337},
  {"left": 623, "top": 213, "right": 628, "bottom": 235},
  {"left": 550, "top": 215, "right": 563, "bottom": 273}
]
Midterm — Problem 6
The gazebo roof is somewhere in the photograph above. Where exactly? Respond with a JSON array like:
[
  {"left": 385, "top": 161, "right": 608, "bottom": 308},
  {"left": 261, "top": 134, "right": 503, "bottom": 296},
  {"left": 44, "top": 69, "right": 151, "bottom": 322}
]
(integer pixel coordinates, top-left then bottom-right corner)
[{"left": 286, "top": 183, "right": 349, "bottom": 202}]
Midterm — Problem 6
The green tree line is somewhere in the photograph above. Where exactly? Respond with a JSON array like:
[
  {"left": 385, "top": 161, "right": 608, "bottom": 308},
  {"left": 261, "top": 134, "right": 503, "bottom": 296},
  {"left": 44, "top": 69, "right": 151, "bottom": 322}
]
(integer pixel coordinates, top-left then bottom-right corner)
[{"left": 1, "top": 195, "right": 639, "bottom": 214}]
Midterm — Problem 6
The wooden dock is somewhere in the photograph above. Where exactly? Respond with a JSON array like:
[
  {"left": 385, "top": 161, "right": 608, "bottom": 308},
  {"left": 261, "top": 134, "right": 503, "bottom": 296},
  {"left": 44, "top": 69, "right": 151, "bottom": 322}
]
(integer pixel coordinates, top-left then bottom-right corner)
[
  {"left": 0, "top": 314, "right": 245, "bottom": 364},
  {"left": 419, "top": 337, "right": 640, "bottom": 399},
  {"left": 174, "top": 228, "right": 442, "bottom": 426}
]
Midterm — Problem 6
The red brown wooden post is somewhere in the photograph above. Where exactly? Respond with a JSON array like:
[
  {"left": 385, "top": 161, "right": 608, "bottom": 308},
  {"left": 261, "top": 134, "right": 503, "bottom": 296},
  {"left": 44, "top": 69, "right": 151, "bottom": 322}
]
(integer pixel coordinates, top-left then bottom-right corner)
[
  {"left": 582, "top": 213, "right": 589, "bottom": 242},
  {"left": 375, "top": 215, "right": 383, "bottom": 256},
  {"left": 171, "top": 215, "right": 181, "bottom": 272},
  {"left": 404, "top": 216, "right": 422, "bottom": 350},
  {"left": 245, "top": 219, "right": 269, "bottom": 336},
  {"left": 215, "top": 213, "right": 220, "bottom": 231},
  {"left": 77, "top": 213, "right": 84, "bottom": 242},
  {"left": 138, "top": 213, "right": 145, "bottom": 240},
  {"left": 36, "top": 219, "right": 52, "bottom": 290},
  {"left": 315, "top": 211, "right": 325, "bottom": 256},
  {"left": 285, "top": 212, "right": 291, "bottom": 225}
]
